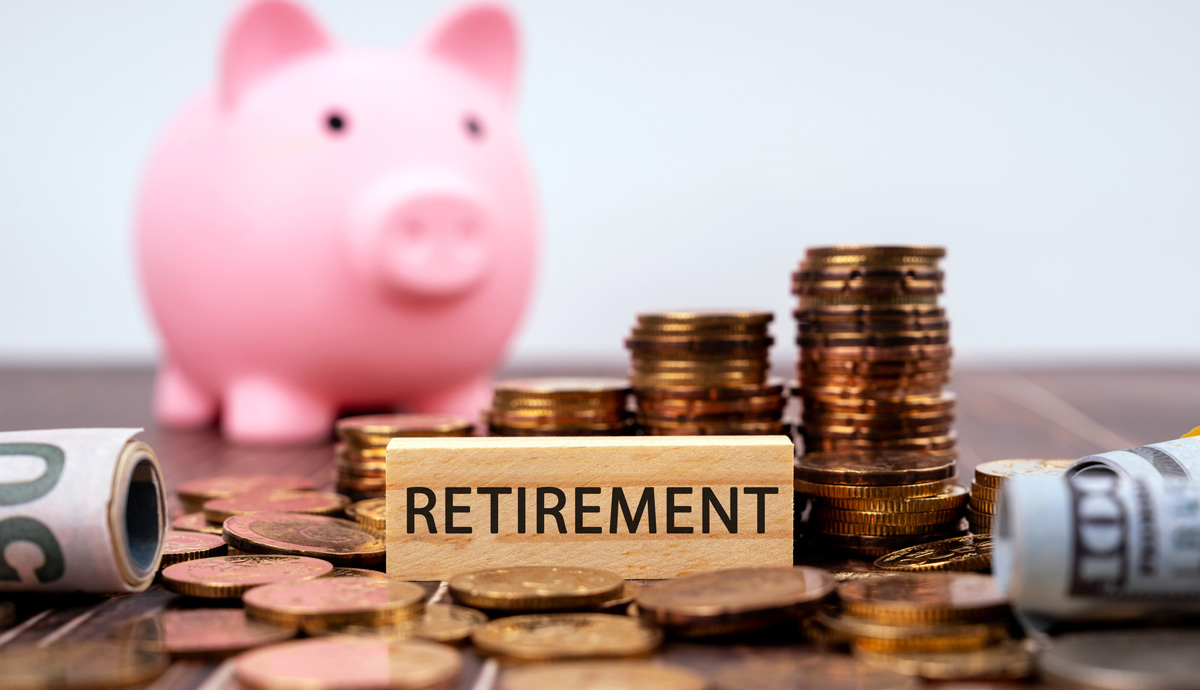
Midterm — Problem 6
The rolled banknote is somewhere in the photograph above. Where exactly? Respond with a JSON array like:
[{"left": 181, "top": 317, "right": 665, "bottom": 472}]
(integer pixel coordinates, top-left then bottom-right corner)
[
  {"left": 1069, "top": 436, "right": 1200, "bottom": 481},
  {"left": 994, "top": 469, "right": 1200, "bottom": 623},
  {"left": 0, "top": 429, "right": 166, "bottom": 592}
]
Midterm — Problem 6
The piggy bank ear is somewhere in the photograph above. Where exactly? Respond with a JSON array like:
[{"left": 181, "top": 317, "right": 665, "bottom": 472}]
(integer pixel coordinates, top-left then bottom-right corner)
[
  {"left": 220, "top": 0, "right": 332, "bottom": 109},
  {"left": 420, "top": 4, "right": 519, "bottom": 105}
]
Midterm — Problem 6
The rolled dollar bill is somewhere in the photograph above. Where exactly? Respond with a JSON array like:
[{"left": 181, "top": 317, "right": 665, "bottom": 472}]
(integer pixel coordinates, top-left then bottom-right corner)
[
  {"left": 994, "top": 470, "right": 1200, "bottom": 623},
  {"left": 1069, "top": 436, "right": 1200, "bottom": 481},
  {"left": 0, "top": 429, "right": 166, "bottom": 592}
]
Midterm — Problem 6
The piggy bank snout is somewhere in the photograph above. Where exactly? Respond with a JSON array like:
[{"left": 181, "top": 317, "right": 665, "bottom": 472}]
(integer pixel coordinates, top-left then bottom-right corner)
[{"left": 356, "top": 178, "right": 494, "bottom": 299}]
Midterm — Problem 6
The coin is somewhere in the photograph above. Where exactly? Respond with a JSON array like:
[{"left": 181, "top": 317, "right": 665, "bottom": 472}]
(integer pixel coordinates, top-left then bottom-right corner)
[
  {"left": 244, "top": 578, "right": 425, "bottom": 631},
  {"left": 796, "top": 452, "right": 956, "bottom": 486},
  {"left": 178, "top": 474, "right": 316, "bottom": 513},
  {"left": 335, "top": 413, "right": 474, "bottom": 446},
  {"left": 449, "top": 566, "right": 623, "bottom": 611},
  {"left": 162, "top": 554, "right": 333, "bottom": 598},
  {"left": 1038, "top": 630, "right": 1200, "bottom": 690},
  {"left": 0, "top": 641, "right": 168, "bottom": 690},
  {"left": 637, "top": 567, "right": 835, "bottom": 636},
  {"left": 596, "top": 581, "right": 641, "bottom": 612},
  {"left": 974, "top": 459, "right": 1074, "bottom": 488},
  {"left": 501, "top": 660, "right": 708, "bottom": 690},
  {"left": 330, "top": 567, "right": 387, "bottom": 579},
  {"left": 494, "top": 377, "right": 631, "bottom": 399},
  {"left": 970, "top": 496, "right": 997, "bottom": 515},
  {"left": 854, "top": 639, "right": 1033, "bottom": 680},
  {"left": 171, "top": 512, "right": 223, "bottom": 536},
  {"left": 807, "top": 245, "right": 946, "bottom": 259},
  {"left": 344, "top": 498, "right": 386, "bottom": 530},
  {"left": 223, "top": 512, "right": 385, "bottom": 567},
  {"left": 472, "top": 613, "right": 662, "bottom": 660},
  {"left": 203, "top": 491, "right": 350, "bottom": 524},
  {"left": 319, "top": 603, "right": 488, "bottom": 645},
  {"left": 814, "top": 531, "right": 961, "bottom": 558},
  {"left": 235, "top": 636, "right": 462, "bottom": 690},
  {"left": 115, "top": 609, "right": 297, "bottom": 658},
  {"left": 815, "top": 519, "right": 961, "bottom": 537},
  {"left": 811, "top": 508, "right": 963, "bottom": 528},
  {"left": 969, "top": 482, "right": 999, "bottom": 502},
  {"left": 712, "top": 654, "right": 919, "bottom": 690},
  {"left": 874, "top": 535, "right": 993, "bottom": 572},
  {"left": 795, "top": 478, "right": 952, "bottom": 499},
  {"left": 160, "top": 530, "right": 228, "bottom": 568},
  {"left": 820, "top": 484, "right": 967, "bottom": 513},
  {"left": 837, "top": 573, "right": 1007, "bottom": 625},
  {"left": 637, "top": 310, "right": 774, "bottom": 327},
  {"left": 817, "top": 610, "right": 1007, "bottom": 653}
]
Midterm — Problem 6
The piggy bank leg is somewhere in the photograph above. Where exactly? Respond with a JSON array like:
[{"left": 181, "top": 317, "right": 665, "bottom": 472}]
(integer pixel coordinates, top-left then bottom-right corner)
[
  {"left": 154, "top": 362, "right": 218, "bottom": 429},
  {"left": 405, "top": 373, "right": 493, "bottom": 423},
  {"left": 222, "top": 377, "right": 336, "bottom": 445}
]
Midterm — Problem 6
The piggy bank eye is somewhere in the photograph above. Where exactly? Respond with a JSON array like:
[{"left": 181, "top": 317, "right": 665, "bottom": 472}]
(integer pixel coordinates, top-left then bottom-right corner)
[
  {"left": 325, "top": 111, "right": 349, "bottom": 135},
  {"left": 464, "top": 114, "right": 484, "bottom": 141}
]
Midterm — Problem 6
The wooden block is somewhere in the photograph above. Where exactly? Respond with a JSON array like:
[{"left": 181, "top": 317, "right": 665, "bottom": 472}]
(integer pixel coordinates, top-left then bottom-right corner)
[{"left": 385, "top": 435, "right": 794, "bottom": 580}]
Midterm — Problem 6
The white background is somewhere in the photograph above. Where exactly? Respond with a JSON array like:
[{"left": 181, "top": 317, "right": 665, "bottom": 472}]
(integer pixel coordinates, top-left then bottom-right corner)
[{"left": 2, "top": 1, "right": 1198, "bottom": 367}]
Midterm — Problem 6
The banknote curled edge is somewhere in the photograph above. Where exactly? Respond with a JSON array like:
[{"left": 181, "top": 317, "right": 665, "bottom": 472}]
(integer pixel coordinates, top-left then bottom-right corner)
[
  {"left": 0, "top": 428, "right": 166, "bottom": 592},
  {"left": 995, "top": 436, "right": 1200, "bottom": 624}
]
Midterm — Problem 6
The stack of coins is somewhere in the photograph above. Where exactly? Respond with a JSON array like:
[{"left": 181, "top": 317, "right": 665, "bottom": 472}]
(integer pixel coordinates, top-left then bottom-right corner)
[
  {"left": 796, "top": 451, "right": 965, "bottom": 558},
  {"left": 793, "top": 246, "right": 955, "bottom": 458},
  {"left": 334, "top": 414, "right": 473, "bottom": 500},
  {"left": 486, "top": 378, "right": 632, "bottom": 436},
  {"left": 968, "top": 459, "right": 1073, "bottom": 534},
  {"left": 625, "top": 310, "right": 787, "bottom": 435}
]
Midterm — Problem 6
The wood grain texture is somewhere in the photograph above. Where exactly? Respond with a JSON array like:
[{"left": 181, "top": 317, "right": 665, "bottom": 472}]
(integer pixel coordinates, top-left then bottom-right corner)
[{"left": 386, "top": 436, "right": 794, "bottom": 579}]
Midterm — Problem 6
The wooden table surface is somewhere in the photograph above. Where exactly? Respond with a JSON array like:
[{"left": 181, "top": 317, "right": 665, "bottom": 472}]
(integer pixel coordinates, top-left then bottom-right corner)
[{"left": 0, "top": 364, "right": 1194, "bottom": 689}]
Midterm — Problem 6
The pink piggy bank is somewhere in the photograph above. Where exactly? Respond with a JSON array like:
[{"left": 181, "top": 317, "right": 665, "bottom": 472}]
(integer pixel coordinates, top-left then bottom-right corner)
[{"left": 136, "top": 0, "right": 539, "bottom": 444}]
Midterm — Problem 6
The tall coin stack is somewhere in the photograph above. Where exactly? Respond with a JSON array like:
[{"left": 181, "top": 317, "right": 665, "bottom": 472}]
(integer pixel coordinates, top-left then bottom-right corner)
[
  {"left": 334, "top": 414, "right": 474, "bottom": 500},
  {"left": 793, "top": 246, "right": 956, "bottom": 459},
  {"left": 626, "top": 311, "right": 787, "bottom": 435},
  {"left": 486, "top": 378, "right": 633, "bottom": 436},
  {"left": 968, "top": 458, "right": 1073, "bottom": 535},
  {"left": 795, "top": 451, "right": 965, "bottom": 558}
]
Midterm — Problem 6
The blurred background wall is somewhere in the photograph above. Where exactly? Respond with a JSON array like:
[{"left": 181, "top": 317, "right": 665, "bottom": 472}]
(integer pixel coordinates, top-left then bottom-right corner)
[{"left": 1, "top": 1, "right": 1197, "bottom": 366}]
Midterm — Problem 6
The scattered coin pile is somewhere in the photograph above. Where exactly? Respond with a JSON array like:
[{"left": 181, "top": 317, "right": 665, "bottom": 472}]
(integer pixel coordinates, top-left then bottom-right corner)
[
  {"left": 793, "top": 246, "right": 956, "bottom": 458},
  {"left": 486, "top": 377, "right": 632, "bottom": 436},
  {"left": 968, "top": 458, "right": 1073, "bottom": 534},
  {"left": 626, "top": 310, "right": 787, "bottom": 435},
  {"left": 334, "top": 413, "right": 473, "bottom": 500},
  {"left": 796, "top": 451, "right": 964, "bottom": 557}
]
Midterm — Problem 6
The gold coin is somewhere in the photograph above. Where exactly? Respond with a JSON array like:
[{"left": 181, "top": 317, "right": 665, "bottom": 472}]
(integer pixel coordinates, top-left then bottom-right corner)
[
  {"left": 812, "top": 508, "right": 963, "bottom": 528},
  {"left": 115, "top": 609, "right": 297, "bottom": 659},
  {"left": 873, "top": 535, "right": 993, "bottom": 573},
  {"left": 813, "top": 531, "right": 960, "bottom": 558},
  {"left": 973, "top": 458, "right": 1074, "bottom": 489},
  {"left": 337, "top": 442, "right": 387, "bottom": 460},
  {"left": 837, "top": 573, "right": 1008, "bottom": 625},
  {"left": 171, "top": 512, "right": 223, "bottom": 536},
  {"left": 160, "top": 530, "right": 228, "bottom": 568},
  {"left": 0, "top": 641, "right": 168, "bottom": 690},
  {"left": 178, "top": 474, "right": 316, "bottom": 513},
  {"left": 501, "top": 660, "right": 708, "bottom": 690},
  {"left": 203, "top": 490, "right": 350, "bottom": 524},
  {"left": 795, "top": 478, "right": 951, "bottom": 499},
  {"left": 316, "top": 604, "right": 487, "bottom": 645},
  {"left": 234, "top": 636, "right": 462, "bottom": 690},
  {"left": 970, "top": 496, "right": 997, "bottom": 515},
  {"left": 344, "top": 498, "right": 386, "bottom": 530},
  {"left": 472, "top": 613, "right": 662, "bottom": 660},
  {"left": 817, "top": 610, "right": 1007, "bottom": 653},
  {"left": 969, "top": 482, "right": 999, "bottom": 503},
  {"left": 335, "top": 413, "right": 474, "bottom": 447},
  {"left": 805, "top": 423, "right": 955, "bottom": 442},
  {"left": 819, "top": 484, "right": 967, "bottom": 513},
  {"left": 815, "top": 519, "right": 961, "bottom": 537},
  {"left": 713, "top": 654, "right": 920, "bottom": 690},
  {"left": 162, "top": 554, "right": 333, "bottom": 599},
  {"left": 853, "top": 639, "right": 1033, "bottom": 680},
  {"left": 642, "top": 421, "right": 786, "bottom": 436},
  {"left": 795, "top": 451, "right": 956, "bottom": 486},
  {"left": 336, "top": 474, "right": 386, "bottom": 491},
  {"left": 223, "top": 512, "right": 385, "bottom": 567},
  {"left": 329, "top": 567, "right": 387, "bottom": 579},
  {"left": 449, "top": 566, "right": 623, "bottom": 611},
  {"left": 804, "top": 435, "right": 958, "bottom": 452},
  {"left": 967, "top": 508, "right": 993, "bottom": 530},
  {"left": 806, "top": 392, "right": 955, "bottom": 415},
  {"left": 637, "top": 310, "right": 774, "bottom": 327},
  {"left": 336, "top": 454, "right": 385, "bottom": 477},
  {"left": 633, "top": 380, "right": 786, "bottom": 401},
  {"left": 244, "top": 578, "right": 425, "bottom": 631},
  {"left": 636, "top": 567, "right": 835, "bottom": 636},
  {"left": 596, "top": 581, "right": 641, "bottom": 612}
]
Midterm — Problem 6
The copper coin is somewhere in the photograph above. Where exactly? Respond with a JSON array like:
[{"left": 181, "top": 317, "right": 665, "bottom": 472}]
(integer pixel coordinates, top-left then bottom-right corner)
[
  {"left": 235, "top": 636, "right": 462, "bottom": 690},
  {"left": 337, "top": 442, "right": 387, "bottom": 460},
  {"left": 204, "top": 491, "right": 350, "bottom": 524},
  {"left": 330, "top": 567, "right": 388, "bottom": 579},
  {"left": 160, "top": 530, "right": 228, "bottom": 568},
  {"left": 171, "top": 512, "right": 223, "bottom": 535},
  {"left": 178, "top": 474, "right": 315, "bottom": 512},
  {"left": 806, "top": 245, "right": 946, "bottom": 259},
  {"left": 336, "top": 474, "right": 386, "bottom": 491},
  {"left": 805, "top": 436, "right": 959, "bottom": 453},
  {"left": 336, "top": 454, "right": 385, "bottom": 478},
  {"left": 625, "top": 336, "right": 775, "bottom": 353},
  {"left": 799, "top": 344, "right": 953, "bottom": 362},
  {"left": 796, "top": 266, "right": 944, "bottom": 281},
  {"left": 161, "top": 555, "right": 333, "bottom": 599},
  {"left": 837, "top": 573, "right": 1007, "bottom": 624},
  {"left": 636, "top": 310, "right": 774, "bottom": 327},
  {"left": 450, "top": 566, "right": 624, "bottom": 611},
  {"left": 493, "top": 377, "right": 630, "bottom": 399},
  {"left": 244, "top": 578, "right": 425, "bottom": 631},
  {"left": 336, "top": 413, "right": 474, "bottom": 446},
  {"left": 633, "top": 380, "right": 786, "bottom": 401},
  {"left": 795, "top": 452, "right": 955, "bottom": 486},
  {"left": 806, "top": 392, "right": 955, "bottom": 415},
  {"left": 795, "top": 305, "right": 946, "bottom": 322},
  {"left": 223, "top": 513, "right": 385, "bottom": 567},
  {"left": 117, "top": 609, "right": 297, "bottom": 658},
  {"left": 345, "top": 498, "right": 386, "bottom": 530},
  {"left": 472, "top": 613, "right": 662, "bottom": 660}
]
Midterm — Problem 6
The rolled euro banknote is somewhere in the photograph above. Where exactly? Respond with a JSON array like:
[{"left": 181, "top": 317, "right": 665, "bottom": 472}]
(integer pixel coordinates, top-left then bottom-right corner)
[
  {"left": 994, "top": 468, "right": 1200, "bottom": 623},
  {"left": 0, "top": 429, "right": 166, "bottom": 592},
  {"left": 1069, "top": 436, "right": 1200, "bottom": 481}
]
